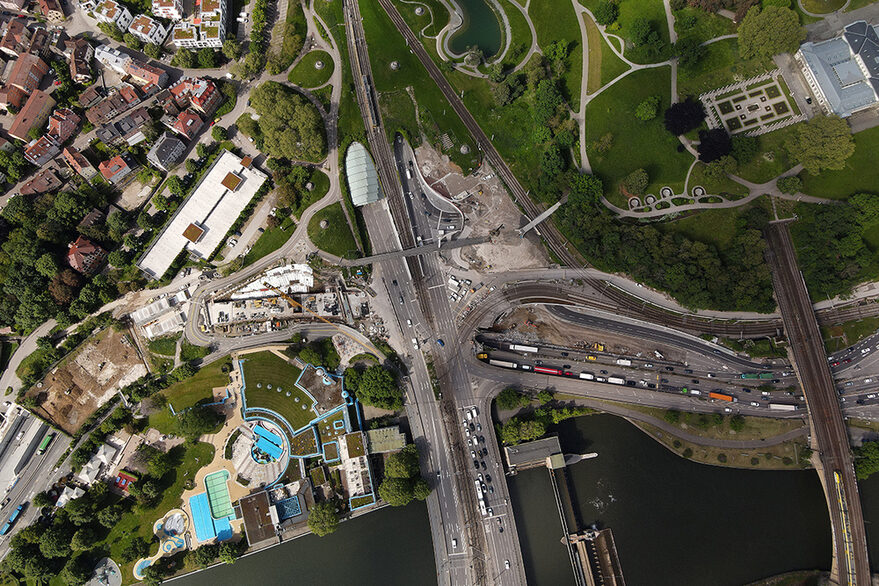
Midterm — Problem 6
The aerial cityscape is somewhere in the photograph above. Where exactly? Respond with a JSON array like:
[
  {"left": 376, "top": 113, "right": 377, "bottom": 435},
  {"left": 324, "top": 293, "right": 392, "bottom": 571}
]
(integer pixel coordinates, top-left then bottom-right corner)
[{"left": 0, "top": 0, "right": 878, "bottom": 584}]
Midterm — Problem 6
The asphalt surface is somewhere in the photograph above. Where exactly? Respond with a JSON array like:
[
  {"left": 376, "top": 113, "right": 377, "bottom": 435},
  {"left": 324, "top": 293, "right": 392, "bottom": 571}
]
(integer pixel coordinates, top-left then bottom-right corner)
[{"left": 765, "top": 222, "right": 869, "bottom": 585}]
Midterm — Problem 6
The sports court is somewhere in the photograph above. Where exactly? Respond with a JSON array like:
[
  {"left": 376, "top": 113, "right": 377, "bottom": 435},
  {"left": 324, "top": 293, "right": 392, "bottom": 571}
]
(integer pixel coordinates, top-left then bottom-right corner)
[{"left": 204, "top": 470, "right": 235, "bottom": 519}]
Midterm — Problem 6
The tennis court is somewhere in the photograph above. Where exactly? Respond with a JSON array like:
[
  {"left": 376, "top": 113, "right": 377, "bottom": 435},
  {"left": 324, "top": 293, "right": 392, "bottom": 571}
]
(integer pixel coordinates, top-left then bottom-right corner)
[{"left": 204, "top": 470, "right": 234, "bottom": 519}]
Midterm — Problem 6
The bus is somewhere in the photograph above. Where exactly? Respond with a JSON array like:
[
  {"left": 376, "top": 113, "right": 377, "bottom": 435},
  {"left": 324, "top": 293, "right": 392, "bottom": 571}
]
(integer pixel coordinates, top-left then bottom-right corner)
[
  {"left": 0, "top": 504, "right": 24, "bottom": 536},
  {"left": 37, "top": 432, "right": 55, "bottom": 455}
]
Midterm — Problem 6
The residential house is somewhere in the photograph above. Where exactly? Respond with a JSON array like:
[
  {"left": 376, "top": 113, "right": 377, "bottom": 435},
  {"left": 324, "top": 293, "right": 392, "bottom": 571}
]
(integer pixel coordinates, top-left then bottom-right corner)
[
  {"left": 0, "top": 84, "right": 26, "bottom": 111},
  {"left": 172, "top": 0, "right": 226, "bottom": 48},
  {"left": 38, "top": 0, "right": 65, "bottom": 24},
  {"left": 98, "top": 154, "right": 133, "bottom": 184},
  {"left": 65, "top": 38, "right": 93, "bottom": 83},
  {"left": 94, "top": 44, "right": 130, "bottom": 75},
  {"left": 67, "top": 236, "right": 107, "bottom": 274},
  {"left": 78, "top": 84, "right": 102, "bottom": 108},
  {"left": 85, "top": 83, "right": 140, "bottom": 125},
  {"left": 8, "top": 53, "right": 49, "bottom": 95},
  {"left": 23, "top": 135, "right": 59, "bottom": 165},
  {"left": 93, "top": 0, "right": 133, "bottom": 31},
  {"left": 97, "top": 106, "right": 150, "bottom": 146},
  {"left": 124, "top": 58, "right": 168, "bottom": 88},
  {"left": 170, "top": 109, "right": 203, "bottom": 140},
  {"left": 128, "top": 14, "right": 167, "bottom": 46},
  {"left": 78, "top": 208, "right": 105, "bottom": 230},
  {"left": 76, "top": 443, "right": 118, "bottom": 484},
  {"left": 63, "top": 146, "right": 98, "bottom": 180},
  {"left": 0, "top": 0, "right": 25, "bottom": 11},
  {"left": 0, "top": 19, "right": 31, "bottom": 58},
  {"left": 168, "top": 76, "right": 223, "bottom": 114},
  {"left": 20, "top": 167, "right": 63, "bottom": 195},
  {"left": 147, "top": 132, "right": 185, "bottom": 171},
  {"left": 47, "top": 107, "right": 81, "bottom": 143},
  {"left": 55, "top": 485, "right": 84, "bottom": 508},
  {"left": 25, "top": 28, "right": 51, "bottom": 59},
  {"left": 8, "top": 89, "right": 55, "bottom": 141},
  {"left": 152, "top": 0, "right": 182, "bottom": 20}
]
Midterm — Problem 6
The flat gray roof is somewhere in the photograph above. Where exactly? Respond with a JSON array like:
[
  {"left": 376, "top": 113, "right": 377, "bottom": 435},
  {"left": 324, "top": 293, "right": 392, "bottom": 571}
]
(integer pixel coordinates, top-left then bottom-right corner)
[{"left": 504, "top": 436, "right": 561, "bottom": 467}]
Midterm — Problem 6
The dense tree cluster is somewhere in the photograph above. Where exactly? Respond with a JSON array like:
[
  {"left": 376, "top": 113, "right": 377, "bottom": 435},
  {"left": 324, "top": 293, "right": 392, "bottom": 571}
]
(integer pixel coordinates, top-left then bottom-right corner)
[
  {"left": 664, "top": 97, "right": 705, "bottom": 136},
  {"left": 378, "top": 445, "right": 431, "bottom": 506},
  {"left": 737, "top": 6, "right": 804, "bottom": 60},
  {"left": 344, "top": 364, "right": 403, "bottom": 411},
  {"left": 0, "top": 183, "right": 135, "bottom": 332},
  {"left": 785, "top": 114, "right": 855, "bottom": 175},
  {"left": 559, "top": 173, "right": 775, "bottom": 311},
  {"left": 238, "top": 82, "right": 326, "bottom": 162},
  {"left": 307, "top": 501, "right": 339, "bottom": 536},
  {"left": 295, "top": 337, "right": 341, "bottom": 370},
  {"left": 594, "top": 0, "right": 619, "bottom": 25},
  {"left": 697, "top": 128, "right": 732, "bottom": 163},
  {"left": 495, "top": 387, "right": 531, "bottom": 411},
  {"left": 854, "top": 440, "right": 879, "bottom": 479},
  {"left": 791, "top": 196, "right": 879, "bottom": 300}
]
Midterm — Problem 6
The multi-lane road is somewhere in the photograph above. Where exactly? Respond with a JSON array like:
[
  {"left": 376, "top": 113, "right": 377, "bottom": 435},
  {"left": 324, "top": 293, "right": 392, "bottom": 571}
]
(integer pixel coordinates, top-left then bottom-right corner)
[{"left": 765, "top": 222, "right": 870, "bottom": 585}]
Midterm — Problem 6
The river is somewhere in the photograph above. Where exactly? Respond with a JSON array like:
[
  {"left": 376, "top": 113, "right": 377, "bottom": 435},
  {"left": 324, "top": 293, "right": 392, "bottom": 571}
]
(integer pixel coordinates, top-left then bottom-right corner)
[
  {"left": 510, "top": 414, "right": 832, "bottom": 585},
  {"left": 174, "top": 502, "right": 436, "bottom": 586},
  {"left": 447, "top": 0, "right": 503, "bottom": 58}
]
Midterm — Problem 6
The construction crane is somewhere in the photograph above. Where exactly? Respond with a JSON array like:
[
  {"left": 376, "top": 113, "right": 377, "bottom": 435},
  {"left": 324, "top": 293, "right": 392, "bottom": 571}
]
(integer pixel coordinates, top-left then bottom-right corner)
[{"left": 262, "top": 282, "right": 382, "bottom": 357}]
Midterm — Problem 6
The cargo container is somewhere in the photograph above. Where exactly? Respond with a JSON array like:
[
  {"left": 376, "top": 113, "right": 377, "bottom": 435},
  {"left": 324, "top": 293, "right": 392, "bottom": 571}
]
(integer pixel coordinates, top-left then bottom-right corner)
[
  {"left": 510, "top": 344, "right": 539, "bottom": 353},
  {"left": 579, "top": 372, "right": 595, "bottom": 380},
  {"left": 615, "top": 359, "right": 632, "bottom": 367},
  {"left": 489, "top": 359, "right": 517, "bottom": 369},
  {"left": 768, "top": 403, "right": 797, "bottom": 411},
  {"left": 607, "top": 377, "right": 625, "bottom": 385}
]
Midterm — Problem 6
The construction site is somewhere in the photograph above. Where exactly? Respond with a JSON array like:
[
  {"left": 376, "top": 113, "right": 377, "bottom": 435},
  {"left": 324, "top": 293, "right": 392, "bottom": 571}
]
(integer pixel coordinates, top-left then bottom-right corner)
[{"left": 25, "top": 329, "right": 148, "bottom": 433}]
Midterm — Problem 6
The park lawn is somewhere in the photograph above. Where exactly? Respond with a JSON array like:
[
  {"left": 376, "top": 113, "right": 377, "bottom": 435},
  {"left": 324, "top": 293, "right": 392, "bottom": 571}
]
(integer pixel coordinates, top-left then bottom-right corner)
[
  {"left": 395, "top": 0, "right": 448, "bottom": 37},
  {"left": 822, "top": 315, "right": 879, "bottom": 353},
  {"left": 846, "top": 0, "right": 877, "bottom": 10},
  {"left": 659, "top": 203, "right": 753, "bottom": 250},
  {"left": 379, "top": 90, "right": 419, "bottom": 144},
  {"left": 801, "top": 0, "right": 846, "bottom": 13},
  {"left": 294, "top": 168, "right": 331, "bottom": 218},
  {"left": 673, "top": 7, "right": 736, "bottom": 45},
  {"left": 107, "top": 441, "right": 215, "bottom": 583},
  {"left": 677, "top": 38, "right": 773, "bottom": 98},
  {"left": 242, "top": 217, "right": 296, "bottom": 267},
  {"left": 799, "top": 126, "right": 879, "bottom": 199},
  {"left": 583, "top": 0, "right": 671, "bottom": 64},
  {"left": 863, "top": 220, "right": 879, "bottom": 251},
  {"left": 688, "top": 162, "right": 749, "bottom": 198},
  {"left": 527, "top": 0, "right": 583, "bottom": 109},
  {"left": 734, "top": 124, "right": 799, "bottom": 184},
  {"left": 583, "top": 13, "right": 629, "bottom": 93},
  {"left": 276, "top": 0, "right": 308, "bottom": 72},
  {"left": 500, "top": 0, "right": 533, "bottom": 69},
  {"left": 314, "top": 1, "right": 365, "bottom": 145},
  {"left": 447, "top": 65, "right": 541, "bottom": 194},
  {"left": 288, "top": 50, "right": 334, "bottom": 89},
  {"left": 148, "top": 334, "right": 179, "bottom": 357},
  {"left": 241, "top": 351, "right": 316, "bottom": 431},
  {"left": 0, "top": 341, "right": 18, "bottom": 374},
  {"left": 149, "top": 360, "right": 230, "bottom": 433},
  {"left": 308, "top": 202, "right": 358, "bottom": 258},
  {"left": 360, "top": 0, "right": 479, "bottom": 172},
  {"left": 584, "top": 67, "right": 692, "bottom": 206}
]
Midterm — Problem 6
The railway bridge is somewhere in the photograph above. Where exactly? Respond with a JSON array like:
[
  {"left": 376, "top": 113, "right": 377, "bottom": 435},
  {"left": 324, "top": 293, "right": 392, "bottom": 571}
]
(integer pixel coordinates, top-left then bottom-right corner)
[{"left": 765, "top": 222, "right": 869, "bottom": 585}]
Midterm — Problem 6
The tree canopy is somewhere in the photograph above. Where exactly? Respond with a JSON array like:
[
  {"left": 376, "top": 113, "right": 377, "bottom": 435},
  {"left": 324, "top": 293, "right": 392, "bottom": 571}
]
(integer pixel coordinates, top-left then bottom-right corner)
[
  {"left": 346, "top": 365, "right": 402, "bottom": 410},
  {"left": 697, "top": 128, "right": 732, "bottom": 163},
  {"left": 385, "top": 444, "right": 420, "bottom": 478},
  {"left": 737, "top": 6, "right": 804, "bottom": 60},
  {"left": 307, "top": 501, "right": 339, "bottom": 536},
  {"left": 248, "top": 82, "right": 326, "bottom": 162},
  {"left": 785, "top": 114, "right": 855, "bottom": 175},
  {"left": 855, "top": 440, "right": 879, "bottom": 479},
  {"left": 664, "top": 98, "right": 705, "bottom": 136}
]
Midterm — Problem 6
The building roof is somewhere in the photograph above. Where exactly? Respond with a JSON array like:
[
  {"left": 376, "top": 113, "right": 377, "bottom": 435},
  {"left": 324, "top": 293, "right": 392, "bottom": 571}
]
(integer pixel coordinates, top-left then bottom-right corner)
[
  {"left": 365, "top": 426, "right": 407, "bottom": 454},
  {"left": 129, "top": 14, "right": 161, "bottom": 37},
  {"left": 67, "top": 235, "right": 106, "bottom": 273},
  {"left": 172, "top": 109, "right": 203, "bottom": 138},
  {"left": 9, "top": 53, "right": 49, "bottom": 94},
  {"left": 9, "top": 89, "right": 55, "bottom": 141},
  {"left": 138, "top": 151, "right": 267, "bottom": 277},
  {"left": 99, "top": 155, "right": 130, "bottom": 181},
  {"left": 79, "top": 84, "right": 102, "bottom": 107},
  {"left": 23, "top": 136, "right": 59, "bottom": 166},
  {"left": 38, "top": 0, "right": 62, "bottom": 17},
  {"left": 0, "top": 19, "right": 29, "bottom": 56},
  {"left": 345, "top": 142, "right": 382, "bottom": 206},
  {"left": 147, "top": 131, "right": 185, "bottom": 168},
  {"left": 130, "top": 296, "right": 173, "bottom": 324},
  {"left": 20, "top": 167, "right": 62, "bottom": 195},
  {"left": 240, "top": 490, "right": 276, "bottom": 546},
  {"left": 47, "top": 107, "right": 81, "bottom": 142},
  {"left": 0, "top": 84, "right": 27, "bottom": 109},
  {"left": 55, "top": 485, "right": 85, "bottom": 508},
  {"left": 63, "top": 146, "right": 94, "bottom": 174},
  {"left": 504, "top": 436, "right": 562, "bottom": 468},
  {"left": 125, "top": 58, "right": 167, "bottom": 87}
]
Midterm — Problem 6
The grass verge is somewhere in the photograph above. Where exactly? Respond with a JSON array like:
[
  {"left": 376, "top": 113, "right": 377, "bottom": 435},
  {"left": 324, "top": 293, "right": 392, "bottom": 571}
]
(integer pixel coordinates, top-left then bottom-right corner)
[{"left": 307, "top": 202, "right": 358, "bottom": 258}]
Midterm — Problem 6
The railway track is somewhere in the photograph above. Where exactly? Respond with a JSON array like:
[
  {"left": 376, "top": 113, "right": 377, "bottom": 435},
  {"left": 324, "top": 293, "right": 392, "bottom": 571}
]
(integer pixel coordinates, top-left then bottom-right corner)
[{"left": 765, "top": 223, "right": 869, "bottom": 585}]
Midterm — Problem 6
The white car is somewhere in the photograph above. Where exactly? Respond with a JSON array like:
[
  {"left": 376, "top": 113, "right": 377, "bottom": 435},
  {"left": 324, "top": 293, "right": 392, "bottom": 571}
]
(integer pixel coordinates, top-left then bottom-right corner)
[
  {"left": 868, "top": 394, "right": 877, "bottom": 399},
  {"left": 504, "top": 560, "right": 510, "bottom": 569},
  {"left": 865, "top": 378, "right": 874, "bottom": 383}
]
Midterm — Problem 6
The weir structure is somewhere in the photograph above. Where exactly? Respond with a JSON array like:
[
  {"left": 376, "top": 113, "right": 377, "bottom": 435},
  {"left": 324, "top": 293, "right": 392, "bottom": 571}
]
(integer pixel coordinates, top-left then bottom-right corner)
[{"left": 504, "top": 437, "right": 625, "bottom": 585}]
